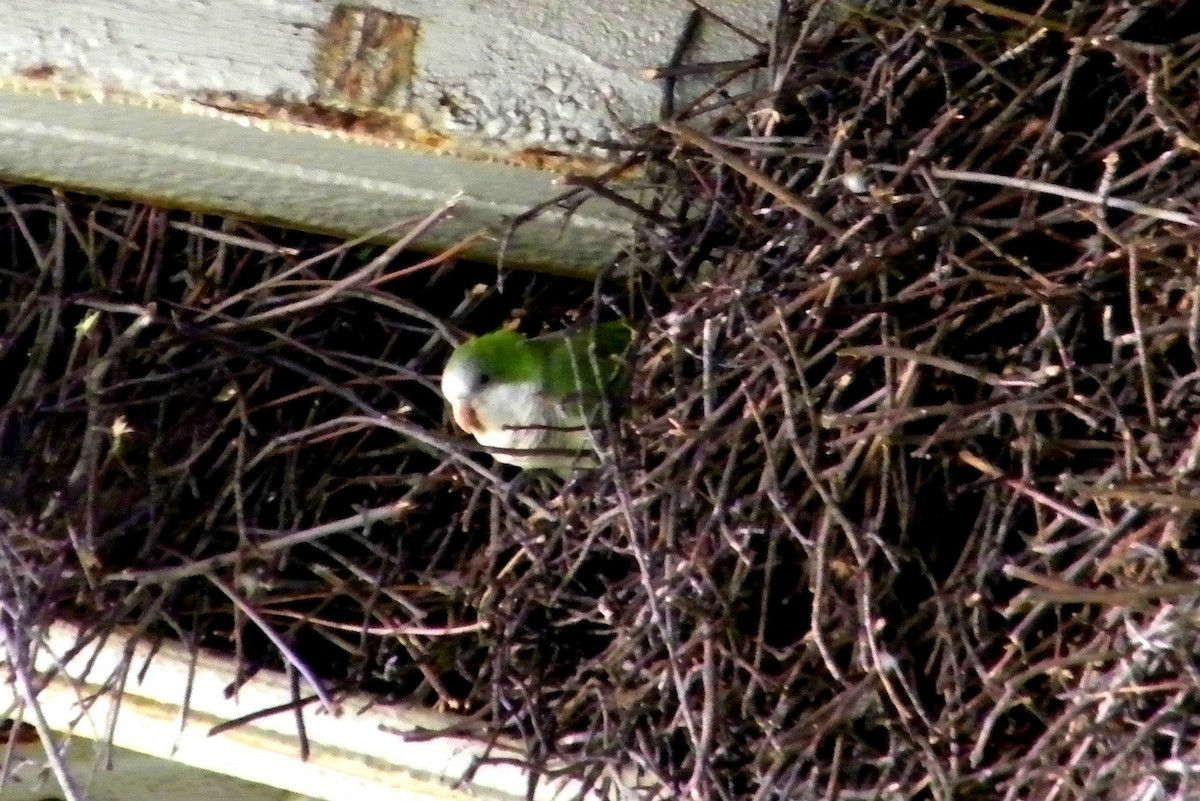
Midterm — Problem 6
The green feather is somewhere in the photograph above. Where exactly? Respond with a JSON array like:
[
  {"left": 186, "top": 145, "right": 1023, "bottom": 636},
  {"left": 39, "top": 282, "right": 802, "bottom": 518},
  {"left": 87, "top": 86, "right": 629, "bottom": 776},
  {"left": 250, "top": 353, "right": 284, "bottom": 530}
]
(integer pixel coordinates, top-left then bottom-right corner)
[
  {"left": 446, "top": 319, "right": 632, "bottom": 399},
  {"left": 530, "top": 320, "right": 633, "bottom": 398},
  {"left": 446, "top": 329, "right": 542, "bottom": 384},
  {"left": 443, "top": 320, "right": 633, "bottom": 472}
]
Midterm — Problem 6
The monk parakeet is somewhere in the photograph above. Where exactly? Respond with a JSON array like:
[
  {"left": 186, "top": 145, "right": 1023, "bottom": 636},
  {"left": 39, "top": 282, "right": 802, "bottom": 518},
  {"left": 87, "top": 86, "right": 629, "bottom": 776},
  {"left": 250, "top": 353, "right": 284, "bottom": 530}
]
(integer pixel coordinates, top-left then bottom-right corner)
[{"left": 440, "top": 320, "right": 632, "bottom": 472}]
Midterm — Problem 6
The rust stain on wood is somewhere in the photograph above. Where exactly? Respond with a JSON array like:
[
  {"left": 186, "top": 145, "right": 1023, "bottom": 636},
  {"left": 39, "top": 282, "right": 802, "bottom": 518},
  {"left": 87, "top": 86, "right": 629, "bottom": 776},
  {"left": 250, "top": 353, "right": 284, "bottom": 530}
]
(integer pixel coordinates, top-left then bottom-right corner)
[{"left": 314, "top": 5, "right": 419, "bottom": 111}]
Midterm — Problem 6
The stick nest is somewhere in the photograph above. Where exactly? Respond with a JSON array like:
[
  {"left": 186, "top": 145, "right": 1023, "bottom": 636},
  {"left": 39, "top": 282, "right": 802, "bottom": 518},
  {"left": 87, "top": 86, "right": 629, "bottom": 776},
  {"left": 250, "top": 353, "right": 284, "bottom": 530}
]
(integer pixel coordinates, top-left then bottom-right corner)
[{"left": 5, "top": 1, "right": 1200, "bottom": 799}]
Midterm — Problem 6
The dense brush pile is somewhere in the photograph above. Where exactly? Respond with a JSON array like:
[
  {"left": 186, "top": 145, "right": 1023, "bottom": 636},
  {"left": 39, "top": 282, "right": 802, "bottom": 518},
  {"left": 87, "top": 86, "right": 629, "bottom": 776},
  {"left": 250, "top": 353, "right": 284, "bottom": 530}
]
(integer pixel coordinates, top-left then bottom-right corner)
[{"left": 5, "top": 1, "right": 1200, "bottom": 799}]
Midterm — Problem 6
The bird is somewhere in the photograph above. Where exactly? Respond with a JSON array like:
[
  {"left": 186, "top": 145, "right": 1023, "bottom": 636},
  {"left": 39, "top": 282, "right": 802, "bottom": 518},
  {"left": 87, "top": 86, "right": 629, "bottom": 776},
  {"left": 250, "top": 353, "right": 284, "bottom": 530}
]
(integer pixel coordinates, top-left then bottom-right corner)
[{"left": 440, "top": 320, "right": 633, "bottom": 472}]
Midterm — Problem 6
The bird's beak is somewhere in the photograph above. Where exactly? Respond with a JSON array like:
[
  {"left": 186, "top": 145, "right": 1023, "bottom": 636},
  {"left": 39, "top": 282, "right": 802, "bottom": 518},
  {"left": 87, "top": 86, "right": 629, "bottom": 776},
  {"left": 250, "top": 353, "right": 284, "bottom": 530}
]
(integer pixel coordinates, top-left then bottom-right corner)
[{"left": 452, "top": 402, "right": 482, "bottom": 435}]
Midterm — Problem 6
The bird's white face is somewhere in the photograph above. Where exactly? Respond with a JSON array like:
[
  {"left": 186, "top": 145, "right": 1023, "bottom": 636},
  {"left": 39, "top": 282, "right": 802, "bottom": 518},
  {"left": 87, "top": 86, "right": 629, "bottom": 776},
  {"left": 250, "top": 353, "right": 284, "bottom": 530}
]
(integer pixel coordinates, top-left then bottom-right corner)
[
  {"left": 438, "top": 322, "right": 627, "bottom": 472},
  {"left": 440, "top": 359, "right": 540, "bottom": 439},
  {"left": 440, "top": 360, "right": 485, "bottom": 435},
  {"left": 442, "top": 358, "right": 592, "bottom": 470},
  {"left": 440, "top": 335, "right": 597, "bottom": 471}
]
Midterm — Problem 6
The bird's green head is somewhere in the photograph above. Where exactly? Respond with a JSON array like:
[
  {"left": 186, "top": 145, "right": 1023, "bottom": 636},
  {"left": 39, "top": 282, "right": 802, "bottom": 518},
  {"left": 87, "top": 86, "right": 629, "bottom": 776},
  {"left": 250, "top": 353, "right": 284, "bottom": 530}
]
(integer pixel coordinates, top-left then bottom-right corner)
[{"left": 440, "top": 329, "right": 542, "bottom": 405}]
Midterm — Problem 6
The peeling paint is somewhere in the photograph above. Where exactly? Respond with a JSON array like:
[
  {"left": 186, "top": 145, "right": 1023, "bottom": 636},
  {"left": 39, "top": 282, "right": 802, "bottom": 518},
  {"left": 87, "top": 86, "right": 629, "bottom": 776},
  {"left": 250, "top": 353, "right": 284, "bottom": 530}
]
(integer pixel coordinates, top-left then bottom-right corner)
[{"left": 0, "top": 0, "right": 772, "bottom": 162}]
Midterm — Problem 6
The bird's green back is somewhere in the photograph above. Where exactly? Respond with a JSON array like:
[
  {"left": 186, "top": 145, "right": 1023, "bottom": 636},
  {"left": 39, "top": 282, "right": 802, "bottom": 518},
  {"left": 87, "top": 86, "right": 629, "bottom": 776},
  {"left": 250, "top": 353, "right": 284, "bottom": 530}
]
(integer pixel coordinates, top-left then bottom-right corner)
[{"left": 531, "top": 320, "right": 633, "bottom": 398}]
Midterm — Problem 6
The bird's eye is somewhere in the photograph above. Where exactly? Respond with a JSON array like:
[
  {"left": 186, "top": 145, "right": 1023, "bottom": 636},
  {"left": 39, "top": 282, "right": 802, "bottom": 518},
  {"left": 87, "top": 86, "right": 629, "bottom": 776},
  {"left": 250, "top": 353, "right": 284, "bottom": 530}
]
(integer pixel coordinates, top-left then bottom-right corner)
[{"left": 477, "top": 373, "right": 491, "bottom": 387}]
